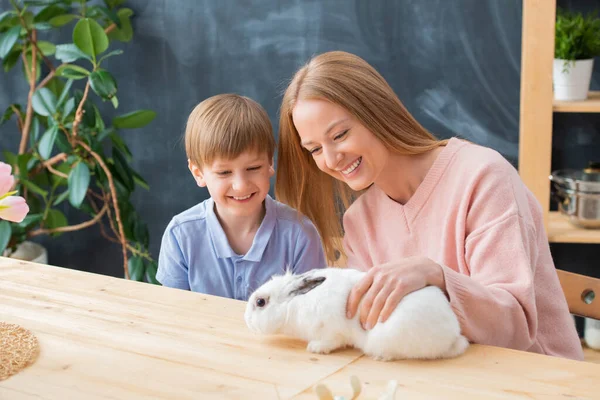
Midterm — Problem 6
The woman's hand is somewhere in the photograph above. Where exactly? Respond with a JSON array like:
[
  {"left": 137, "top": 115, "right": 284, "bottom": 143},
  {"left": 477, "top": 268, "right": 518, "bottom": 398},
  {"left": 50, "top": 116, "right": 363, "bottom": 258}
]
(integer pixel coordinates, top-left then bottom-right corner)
[{"left": 346, "top": 256, "right": 445, "bottom": 330}]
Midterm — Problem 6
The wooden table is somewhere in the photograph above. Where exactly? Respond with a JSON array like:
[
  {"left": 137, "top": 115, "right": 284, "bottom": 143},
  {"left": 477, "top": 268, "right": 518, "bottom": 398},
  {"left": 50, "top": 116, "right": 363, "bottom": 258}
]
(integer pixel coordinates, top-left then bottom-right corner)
[{"left": 1, "top": 257, "right": 599, "bottom": 399}]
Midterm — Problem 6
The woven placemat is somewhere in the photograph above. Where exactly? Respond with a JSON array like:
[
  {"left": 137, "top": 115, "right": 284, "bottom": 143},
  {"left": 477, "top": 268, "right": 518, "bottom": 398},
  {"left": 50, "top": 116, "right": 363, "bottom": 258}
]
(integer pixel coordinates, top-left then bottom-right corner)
[{"left": 0, "top": 322, "right": 40, "bottom": 381}]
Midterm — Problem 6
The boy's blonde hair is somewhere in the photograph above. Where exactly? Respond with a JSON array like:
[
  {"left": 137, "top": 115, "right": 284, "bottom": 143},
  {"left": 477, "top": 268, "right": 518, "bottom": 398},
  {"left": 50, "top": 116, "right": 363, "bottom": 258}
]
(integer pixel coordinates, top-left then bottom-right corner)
[
  {"left": 185, "top": 94, "right": 275, "bottom": 167},
  {"left": 275, "top": 51, "right": 447, "bottom": 265}
]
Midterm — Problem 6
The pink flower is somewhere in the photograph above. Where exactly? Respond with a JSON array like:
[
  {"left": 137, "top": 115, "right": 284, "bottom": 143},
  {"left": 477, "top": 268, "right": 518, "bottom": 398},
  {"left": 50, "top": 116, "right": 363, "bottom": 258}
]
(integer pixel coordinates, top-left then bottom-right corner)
[{"left": 0, "top": 162, "right": 29, "bottom": 223}]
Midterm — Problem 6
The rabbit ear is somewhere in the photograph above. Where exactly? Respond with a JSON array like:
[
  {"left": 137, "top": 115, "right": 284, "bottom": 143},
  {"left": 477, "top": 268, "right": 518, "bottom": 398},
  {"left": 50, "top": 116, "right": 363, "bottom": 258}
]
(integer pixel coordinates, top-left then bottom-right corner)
[{"left": 289, "top": 276, "right": 326, "bottom": 296}]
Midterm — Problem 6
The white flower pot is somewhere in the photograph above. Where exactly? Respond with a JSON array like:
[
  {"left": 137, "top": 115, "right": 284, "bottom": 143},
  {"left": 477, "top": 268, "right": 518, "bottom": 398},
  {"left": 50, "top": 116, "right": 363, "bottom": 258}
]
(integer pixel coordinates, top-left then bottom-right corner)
[
  {"left": 4, "top": 241, "right": 48, "bottom": 264},
  {"left": 553, "top": 58, "right": 594, "bottom": 101}
]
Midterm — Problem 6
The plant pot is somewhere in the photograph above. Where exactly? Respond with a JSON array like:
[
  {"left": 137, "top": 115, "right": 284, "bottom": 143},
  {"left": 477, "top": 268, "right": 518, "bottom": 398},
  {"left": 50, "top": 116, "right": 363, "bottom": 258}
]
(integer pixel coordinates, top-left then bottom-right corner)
[
  {"left": 4, "top": 241, "right": 48, "bottom": 264},
  {"left": 553, "top": 58, "right": 594, "bottom": 101}
]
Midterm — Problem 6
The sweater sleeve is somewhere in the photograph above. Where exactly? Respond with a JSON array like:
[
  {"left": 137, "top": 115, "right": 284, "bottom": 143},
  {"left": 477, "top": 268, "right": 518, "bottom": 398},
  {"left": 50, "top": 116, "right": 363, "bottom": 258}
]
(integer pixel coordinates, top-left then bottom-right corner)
[
  {"left": 443, "top": 158, "right": 543, "bottom": 350},
  {"left": 443, "top": 212, "right": 540, "bottom": 350}
]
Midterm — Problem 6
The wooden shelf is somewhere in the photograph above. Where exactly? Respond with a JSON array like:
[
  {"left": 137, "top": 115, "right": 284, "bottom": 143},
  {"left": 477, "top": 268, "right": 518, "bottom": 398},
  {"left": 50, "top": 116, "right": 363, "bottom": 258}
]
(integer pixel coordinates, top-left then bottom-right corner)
[
  {"left": 548, "top": 211, "right": 600, "bottom": 243},
  {"left": 553, "top": 91, "right": 600, "bottom": 113}
]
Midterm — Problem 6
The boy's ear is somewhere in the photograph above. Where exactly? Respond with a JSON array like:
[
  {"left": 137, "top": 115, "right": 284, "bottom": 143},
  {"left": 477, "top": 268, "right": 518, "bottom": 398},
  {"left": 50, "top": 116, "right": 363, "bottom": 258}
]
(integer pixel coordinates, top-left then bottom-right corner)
[
  {"left": 188, "top": 159, "right": 207, "bottom": 187},
  {"left": 268, "top": 157, "right": 275, "bottom": 177}
]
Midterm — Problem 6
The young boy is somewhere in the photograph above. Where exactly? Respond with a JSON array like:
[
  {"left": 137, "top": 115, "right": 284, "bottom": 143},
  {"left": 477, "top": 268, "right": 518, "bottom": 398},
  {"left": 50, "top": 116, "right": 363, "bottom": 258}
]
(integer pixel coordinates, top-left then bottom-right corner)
[{"left": 157, "top": 94, "right": 326, "bottom": 300}]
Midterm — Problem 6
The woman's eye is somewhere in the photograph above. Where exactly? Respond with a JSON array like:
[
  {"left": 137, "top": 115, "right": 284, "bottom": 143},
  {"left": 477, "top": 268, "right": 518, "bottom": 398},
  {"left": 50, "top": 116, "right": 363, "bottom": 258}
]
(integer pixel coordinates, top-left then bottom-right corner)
[
  {"left": 256, "top": 298, "right": 266, "bottom": 308},
  {"left": 309, "top": 147, "right": 321, "bottom": 155},
  {"left": 334, "top": 129, "right": 349, "bottom": 140}
]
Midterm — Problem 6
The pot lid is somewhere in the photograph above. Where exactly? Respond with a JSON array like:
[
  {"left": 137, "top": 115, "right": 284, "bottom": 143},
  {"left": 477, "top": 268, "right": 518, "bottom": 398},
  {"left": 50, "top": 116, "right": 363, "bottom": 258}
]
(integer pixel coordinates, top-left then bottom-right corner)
[{"left": 550, "top": 161, "right": 600, "bottom": 193}]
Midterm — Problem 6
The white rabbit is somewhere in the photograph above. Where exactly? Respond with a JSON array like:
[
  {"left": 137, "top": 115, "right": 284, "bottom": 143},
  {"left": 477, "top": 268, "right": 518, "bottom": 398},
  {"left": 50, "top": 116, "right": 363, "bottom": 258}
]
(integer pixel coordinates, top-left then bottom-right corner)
[{"left": 244, "top": 267, "right": 469, "bottom": 361}]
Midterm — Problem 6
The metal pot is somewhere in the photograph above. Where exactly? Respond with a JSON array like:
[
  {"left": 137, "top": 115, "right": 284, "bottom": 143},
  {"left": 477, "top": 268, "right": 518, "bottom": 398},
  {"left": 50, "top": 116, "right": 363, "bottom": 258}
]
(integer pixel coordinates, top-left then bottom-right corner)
[{"left": 550, "top": 162, "right": 600, "bottom": 229}]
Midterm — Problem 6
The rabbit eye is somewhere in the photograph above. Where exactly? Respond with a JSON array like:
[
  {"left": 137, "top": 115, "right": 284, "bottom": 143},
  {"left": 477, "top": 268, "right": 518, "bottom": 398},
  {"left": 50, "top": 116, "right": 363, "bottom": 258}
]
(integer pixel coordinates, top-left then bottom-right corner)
[{"left": 256, "top": 297, "right": 267, "bottom": 308}]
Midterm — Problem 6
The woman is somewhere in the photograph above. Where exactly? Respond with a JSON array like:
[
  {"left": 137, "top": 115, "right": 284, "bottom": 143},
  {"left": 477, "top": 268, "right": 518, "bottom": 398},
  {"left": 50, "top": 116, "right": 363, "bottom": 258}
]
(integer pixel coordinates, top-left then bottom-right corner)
[{"left": 275, "top": 50, "right": 582, "bottom": 360}]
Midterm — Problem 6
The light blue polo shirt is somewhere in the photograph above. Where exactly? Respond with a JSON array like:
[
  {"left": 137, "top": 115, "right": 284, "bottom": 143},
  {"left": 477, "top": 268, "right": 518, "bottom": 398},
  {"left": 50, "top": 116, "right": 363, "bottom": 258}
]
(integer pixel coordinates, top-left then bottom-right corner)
[{"left": 156, "top": 195, "right": 326, "bottom": 300}]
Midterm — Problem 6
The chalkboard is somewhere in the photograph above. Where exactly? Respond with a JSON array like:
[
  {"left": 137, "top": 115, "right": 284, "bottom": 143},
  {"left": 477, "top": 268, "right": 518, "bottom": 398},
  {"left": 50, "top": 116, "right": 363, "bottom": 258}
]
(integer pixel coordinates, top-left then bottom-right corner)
[{"left": 0, "top": 0, "right": 599, "bottom": 280}]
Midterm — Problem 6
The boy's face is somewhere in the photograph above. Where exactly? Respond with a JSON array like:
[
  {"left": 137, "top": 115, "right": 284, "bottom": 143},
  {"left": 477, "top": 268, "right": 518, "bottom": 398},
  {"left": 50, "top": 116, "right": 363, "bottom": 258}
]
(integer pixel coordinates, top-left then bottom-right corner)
[{"left": 189, "top": 151, "right": 274, "bottom": 219}]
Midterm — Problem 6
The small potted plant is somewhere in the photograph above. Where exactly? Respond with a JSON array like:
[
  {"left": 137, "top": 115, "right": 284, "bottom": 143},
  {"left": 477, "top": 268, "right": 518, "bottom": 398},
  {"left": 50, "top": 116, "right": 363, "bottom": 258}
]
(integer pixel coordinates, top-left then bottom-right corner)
[
  {"left": 0, "top": 0, "right": 158, "bottom": 283},
  {"left": 554, "top": 8, "right": 600, "bottom": 101}
]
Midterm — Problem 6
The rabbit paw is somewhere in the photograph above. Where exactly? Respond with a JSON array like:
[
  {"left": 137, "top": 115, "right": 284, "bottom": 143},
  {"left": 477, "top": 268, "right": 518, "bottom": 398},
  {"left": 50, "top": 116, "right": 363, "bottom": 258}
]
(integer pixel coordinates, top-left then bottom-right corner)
[{"left": 307, "top": 340, "right": 340, "bottom": 354}]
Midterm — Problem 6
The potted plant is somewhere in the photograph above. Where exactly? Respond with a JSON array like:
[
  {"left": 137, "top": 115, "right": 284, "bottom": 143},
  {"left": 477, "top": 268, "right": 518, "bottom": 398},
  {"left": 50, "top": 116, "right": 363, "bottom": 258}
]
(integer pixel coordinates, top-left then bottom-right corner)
[
  {"left": 0, "top": 0, "right": 158, "bottom": 283},
  {"left": 554, "top": 8, "right": 600, "bottom": 101}
]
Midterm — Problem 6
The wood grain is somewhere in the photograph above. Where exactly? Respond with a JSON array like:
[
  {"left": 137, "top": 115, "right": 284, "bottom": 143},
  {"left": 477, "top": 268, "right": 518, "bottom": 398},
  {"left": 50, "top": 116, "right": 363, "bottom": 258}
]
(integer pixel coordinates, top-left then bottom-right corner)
[{"left": 0, "top": 257, "right": 360, "bottom": 399}]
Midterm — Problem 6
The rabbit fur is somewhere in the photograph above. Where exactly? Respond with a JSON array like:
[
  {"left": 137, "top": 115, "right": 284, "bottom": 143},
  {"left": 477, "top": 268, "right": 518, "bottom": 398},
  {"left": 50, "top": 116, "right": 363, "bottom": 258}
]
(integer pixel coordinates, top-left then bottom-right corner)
[{"left": 244, "top": 267, "right": 469, "bottom": 361}]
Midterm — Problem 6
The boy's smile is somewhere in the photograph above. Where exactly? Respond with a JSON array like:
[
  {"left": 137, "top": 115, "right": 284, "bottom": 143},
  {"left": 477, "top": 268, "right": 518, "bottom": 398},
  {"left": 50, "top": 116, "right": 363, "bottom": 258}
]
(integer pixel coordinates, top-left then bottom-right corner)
[{"left": 189, "top": 150, "right": 274, "bottom": 220}]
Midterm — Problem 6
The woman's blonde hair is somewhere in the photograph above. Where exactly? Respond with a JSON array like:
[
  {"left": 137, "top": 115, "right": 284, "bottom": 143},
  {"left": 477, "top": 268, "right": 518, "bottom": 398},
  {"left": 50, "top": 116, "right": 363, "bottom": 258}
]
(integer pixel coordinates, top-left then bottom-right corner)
[
  {"left": 275, "top": 51, "right": 446, "bottom": 265},
  {"left": 185, "top": 94, "right": 275, "bottom": 168}
]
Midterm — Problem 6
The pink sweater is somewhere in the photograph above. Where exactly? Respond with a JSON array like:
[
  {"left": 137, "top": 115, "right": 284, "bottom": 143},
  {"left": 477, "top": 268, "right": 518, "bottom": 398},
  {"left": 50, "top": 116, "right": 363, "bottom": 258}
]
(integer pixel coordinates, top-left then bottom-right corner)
[{"left": 342, "top": 138, "right": 583, "bottom": 360}]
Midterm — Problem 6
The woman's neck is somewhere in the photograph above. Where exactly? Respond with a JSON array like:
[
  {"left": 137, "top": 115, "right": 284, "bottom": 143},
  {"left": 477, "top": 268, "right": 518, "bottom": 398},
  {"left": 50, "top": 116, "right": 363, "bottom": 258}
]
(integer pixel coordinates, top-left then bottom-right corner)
[{"left": 375, "top": 147, "right": 444, "bottom": 205}]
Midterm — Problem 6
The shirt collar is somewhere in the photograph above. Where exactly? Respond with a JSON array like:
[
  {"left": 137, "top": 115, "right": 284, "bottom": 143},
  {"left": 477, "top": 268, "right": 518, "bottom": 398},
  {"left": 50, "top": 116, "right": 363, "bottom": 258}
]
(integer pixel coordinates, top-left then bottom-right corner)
[
  {"left": 244, "top": 194, "right": 276, "bottom": 262},
  {"left": 206, "top": 198, "right": 236, "bottom": 259},
  {"left": 206, "top": 195, "right": 277, "bottom": 262}
]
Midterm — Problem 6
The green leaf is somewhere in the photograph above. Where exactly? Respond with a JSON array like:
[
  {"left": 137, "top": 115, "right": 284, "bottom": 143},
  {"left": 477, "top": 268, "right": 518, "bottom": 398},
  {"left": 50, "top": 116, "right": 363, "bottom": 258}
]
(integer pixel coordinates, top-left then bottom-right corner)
[
  {"left": 73, "top": 90, "right": 95, "bottom": 127},
  {"left": 98, "top": 49, "right": 123, "bottom": 65},
  {"left": 55, "top": 43, "right": 92, "bottom": 63},
  {"left": 52, "top": 190, "right": 70, "bottom": 206},
  {"left": 32, "top": 88, "right": 58, "bottom": 117},
  {"left": 49, "top": 14, "right": 77, "bottom": 28},
  {"left": 45, "top": 77, "right": 65, "bottom": 98},
  {"left": 96, "top": 127, "right": 115, "bottom": 143},
  {"left": 110, "top": 95, "right": 118, "bottom": 108},
  {"left": 0, "top": 25, "right": 21, "bottom": 59},
  {"left": 38, "top": 124, "right": 59, "bottom": 159},
  {"left": 94, "top": 106, "right": 105, "bottom": 131},
  {"left": 132, "top": 169, "right": 149, "bottom": 190},
  {"left": 33, "top": 22, "right": 53, "bottom": 31},
  {"left": 0, "top": 221, "right": 11, "bottom": 255},
  {"left": 21, "top": 179, "right": 48, "bottom": 198},
  {"left": 22, "top": 12, "right": 34, "bottom": 29},
  {"left": 34, "top": 4, "right": 67, "bottom": 23},
  {"left": 68, "top": 161, "right": 90, "bottom": 207},
  {"left": 89, "top": 69, "right": 117, "bottom": 100},
  {"left": 55, "top": 64, "right": 90, "bottom": 79},
  {"left": 145, "top": 261, "right": 159, "bottom": 285},
  {"left": 90, "top": 6, "right": 120, "bottom": 28},
  {"left": 73, "top": 18, "right": 109, "bottom": 58},
  {"left": 45, "top": 209, "right": 67, "bottom": 233},
  {"left": 0, "top": 11, "right": 17, "bottom": 26},
  {"left": 128, "top": 256, "right": 145, "bottom": 281},
  {"left": 104, "top": 0, "right": 126, "bottom": 9},
  {"left": 2, "top": 49, "right": 21, "bottom": 72},
  {"left": 1, "top": 104, "right": 20, "bottom": 126},
  {"left": 36, "top": 41, "right": 56, "bottom": 56},
  {"left": 30, "top": 117, "right": 40, "bottom": 143},
  {"left": 107, "top": 8, "right": 133, "bottom": 42},
  {"left": 62, "top": 97, "right": 75, "bottom": 120},
  {"left": 2, "top": 151, "right": 18, "bottom": 168},
  {"left": 112, "top": 148, "right": 134, "bottom": 191},
  {"left": 56, "top": 79, "right": 74, "bottom": 108},
  {"left": 112, "top": 110, "right": 156, "bottom": 129},
  {"left": 17, "top": 154, "right": 33, "bottom": 176},
  {"left": 55, "top": 129, "right": 71, "bottom": 153},
  {"left": 109, "top": 132, "right": 131, "bottom": 158},
  {"left": 16, "top": 213, "right": 43, "bottom": 230}
]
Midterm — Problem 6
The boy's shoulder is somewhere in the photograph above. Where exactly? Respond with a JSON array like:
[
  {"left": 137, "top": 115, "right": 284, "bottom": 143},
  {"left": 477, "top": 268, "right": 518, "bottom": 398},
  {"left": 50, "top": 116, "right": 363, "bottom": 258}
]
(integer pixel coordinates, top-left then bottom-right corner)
[
  {"left": 166, "top": 198, "right": 213, "bottom": 232},
  {"left": 268, "top": 196, "right": 317, "bottom": 232}
]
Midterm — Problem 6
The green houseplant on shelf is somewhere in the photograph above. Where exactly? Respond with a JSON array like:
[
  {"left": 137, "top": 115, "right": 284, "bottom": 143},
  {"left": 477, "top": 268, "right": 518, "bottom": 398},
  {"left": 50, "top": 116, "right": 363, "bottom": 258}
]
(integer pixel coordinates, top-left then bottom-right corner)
[
  {"left": 0, "top": 0, "right": 158, "bottom": 283},
  {"left": 554, "top": 8, "right": 600, "bottom": 101}
]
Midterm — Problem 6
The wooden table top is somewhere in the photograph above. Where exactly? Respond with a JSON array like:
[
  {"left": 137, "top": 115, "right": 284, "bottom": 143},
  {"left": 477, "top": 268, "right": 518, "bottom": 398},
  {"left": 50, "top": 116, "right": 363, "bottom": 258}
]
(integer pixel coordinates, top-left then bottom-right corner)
[{"left": 1, "top": 257, "right": 599, "bottom": 399}]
